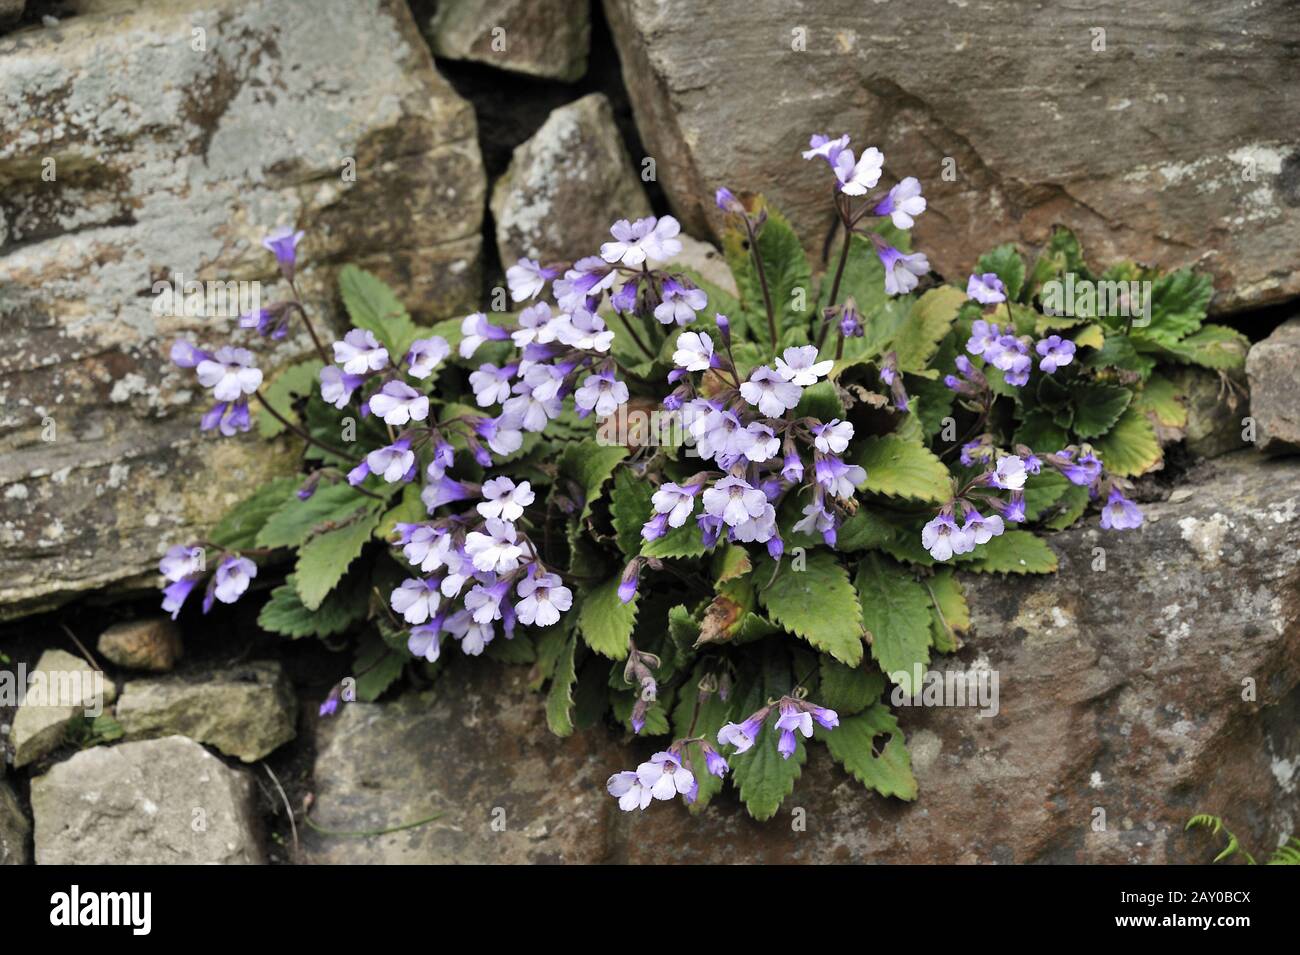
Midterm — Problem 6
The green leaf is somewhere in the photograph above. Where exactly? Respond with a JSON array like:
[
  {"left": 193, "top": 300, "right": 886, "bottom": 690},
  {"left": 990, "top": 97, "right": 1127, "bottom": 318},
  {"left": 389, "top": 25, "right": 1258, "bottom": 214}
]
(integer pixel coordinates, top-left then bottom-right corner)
[
  {"left": 671, "top": 662, "right": 736, "bottom": 810},
  {"left": 891, "top": 286, "right": 965, "bottom": 373},
  {"left": 818, "top": 658, "right": 885, "bottom": 716},
  {"left": 256, "top": 359, "right": 323, "bottom": 438},
  {"left": 610, "top": 469, "right": 654, "bottom": 557},
  {"left": 975, "top": 243, "right": 1026, "bottom": 302},
  {"left": 856, "top": 434, "right": 952, "bottom": 503},
  {"left": 817, "top": 704, "right": 917, "bottom": 800},
  {"left": 855, "top": 554, "right": 931, "bottom": 693},
  {"left": 1092, "top": 406, "right": 1162, "bottom": 477},
  {"left": 257, "top": 482, "right": 379, "bottom": 549},
  {"left": 756, "top": 552, "right": 864, "bottom": 666},
  {"left": 792, "top": 379, "right": 843, "bottom": 421},
  {"left": 1042, "top": 484, "right": 1090, "bottom": 530},
  {"left": 1158, "top": 324, "right": 1249, "bottom": 371},
  {"left": 258, "top": 571, "right": 369, "bottom": 639},
  {"left": 294, "top": 504, "right": 383, "bottom": 610},
  {"left": 338, "top": 265, "right": 421, "bottom": 357},
  {"left": 925, "top": 568, "right": 970, "bottom": 653},
  {"left": 545, "top": 634, "right": 578, "bottom": 736},
  {"left": 558, "top": 440, "right": 628, "bottom": 523},
  {"left": 375, "top": 482, "right": 427, "bottom": 541},
  {"left": 353, "top": 634, "right": 406, "bottom": 702},
  {"left": 641, "top": 521, "right": 708, "bottom": 559},
  {"left": 577, "top": 577, "right": 637, "bottom": 660},
  {"left": 1135, "top": 372, "right": 1187, "bottom": 429},
  {"left": 729, "top": 645, "right": 805, "bottom": 821},
  {"left": 1138, "top": 269, "right": 1212, "bottom": 347},
  {"left": 208, "top": 477, "right": 300, "bottom": 549},
  {"left": 1082, "top": 332, "right": 1156, "bottom": 378},
  {"left": 722, "top": 202, "right": 811, "bottom": 350},
  {"left": 960, "top": 530, "right": 1058, "bottom": 574},
  {"left": 1070, "top": 382, "right": 1133, "bottom": 440},
  {"left": 1021, "top": 469, "right": 1069, "bottom": 521}
]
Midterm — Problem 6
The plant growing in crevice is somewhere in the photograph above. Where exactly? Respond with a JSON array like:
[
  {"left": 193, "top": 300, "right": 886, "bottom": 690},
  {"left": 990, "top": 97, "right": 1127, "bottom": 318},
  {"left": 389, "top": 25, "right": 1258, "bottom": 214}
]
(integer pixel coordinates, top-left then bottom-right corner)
[{"left": 158, "top": 135, "right": 1242, "bottom": 820}]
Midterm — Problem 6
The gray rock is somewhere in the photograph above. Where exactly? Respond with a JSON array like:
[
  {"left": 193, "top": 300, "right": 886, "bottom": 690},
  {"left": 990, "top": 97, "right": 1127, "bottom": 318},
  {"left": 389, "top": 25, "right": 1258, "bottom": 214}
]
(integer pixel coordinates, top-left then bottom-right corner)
[
  {"left": 305, "top": 452, "right": 1300, "bottom": 862},
  {"left": 0, "top": 0, "right": 485, "bottom": 618},
  {"left": 1245, "top": 318, "right": 1300, "bottom": 454},
  {"left": 30, "top": 735, "right": 264, "bottom": 864},
  {"left": 1168, "top": 366, "right": 1250, "bottom": 460},
  {"left": 115, "top": 660, "right": 296, "bottom": 762},
  {"left": 12, "top": 650, "right": 117, "bottom": 769},
  {"left": 423, "top": 0, "right": 590, "bottom": 82},
  {"left": 491, "top": 93, "right": 651, "bottom": 268},
  {"left": 603, "top": 0, "right": 1300, "bottom": 313},
  {"left": 0, "top": 780, "right": 30, "bottom": 865},
  {"left": 97, "top": 617, "right": 184, "bottom": 672},
  {"left": 299, "top": 670, "right": 622, "bottom": 863}
]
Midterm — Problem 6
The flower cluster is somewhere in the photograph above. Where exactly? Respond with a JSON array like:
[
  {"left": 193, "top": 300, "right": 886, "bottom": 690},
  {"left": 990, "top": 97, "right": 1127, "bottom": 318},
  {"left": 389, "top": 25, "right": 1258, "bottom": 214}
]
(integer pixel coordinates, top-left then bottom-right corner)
[{"left": 607, "top": 688, "right": 838, "bottom": 812}]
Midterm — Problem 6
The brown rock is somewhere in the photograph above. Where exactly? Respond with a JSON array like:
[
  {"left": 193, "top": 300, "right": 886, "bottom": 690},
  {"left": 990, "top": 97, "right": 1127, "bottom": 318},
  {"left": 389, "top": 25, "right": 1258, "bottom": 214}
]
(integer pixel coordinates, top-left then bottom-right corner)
[
  {"left": 1245, "top": 318, "right": 1300, "bottom": 455},
  {"left": 603, "top": 0, "right": 1300, "bottom": 313},
  {"left": 422, "top": 0, "right": 591, "bottom": 82},
  {"left": 0, "top": 0, "right": 485, "bottom": 618},
  {"left": 97, "top": 618, "right": 183, "bottom": 672},
  {"left": 0, "top": 780, "right": 30, "bottom": 865}
]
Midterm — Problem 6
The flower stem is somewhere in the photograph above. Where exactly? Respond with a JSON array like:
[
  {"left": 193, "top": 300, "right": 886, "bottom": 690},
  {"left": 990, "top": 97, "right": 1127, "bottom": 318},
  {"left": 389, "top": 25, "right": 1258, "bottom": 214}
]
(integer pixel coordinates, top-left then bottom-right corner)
[
  {"left": 254, "top": 391, "right": 352, "bottom": 461},
  {"left": 288, "top": 278, "right": 332, "bottom": 366},
  {"left": 743, "top": 217, "right": 778, "bottom": 356}
]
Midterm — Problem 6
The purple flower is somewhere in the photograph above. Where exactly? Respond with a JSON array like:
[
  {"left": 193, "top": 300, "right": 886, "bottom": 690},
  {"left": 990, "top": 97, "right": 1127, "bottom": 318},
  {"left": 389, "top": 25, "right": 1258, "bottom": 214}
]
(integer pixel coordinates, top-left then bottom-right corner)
[
  {"left": 464, "top": 519, "right": 524, "bottom": 575},
  {"left": 319, "top": 365, "right": 364, "bottom": 409},
  {"left": 718, "top": 711, "right": 767, "bottom": 754},
  {"left": 654, "top": 278, "right": 708, "bottom": 325},
  {"left": 574, "top": 370, "right": 629, "bottom": 418},
  {"left": 468, "top": 363, "right": 514, "bottom": 408},
  {"left": 967, "top": 273, "right": 1006, "bottom": 305},
  {"left": 610, "top": 279, "right": 638, "bottom": 314},
  {"left": 474, "top": 413, "right": 524, "bottom": 458},
  {"left": 196, "top": 346, "right": 262, "bottom": 402},
  {"left": 333, "top": 328, "right": 388, "bottom": 375},
  {"left": 1100, "top": 487, "right": 1144, "bottom": 530},
  {"left": 813, "top": 418, "right": 854, "bottom": 455},
  {"left": 213, "top": 555, "right": 256, "bottom": 605},
  {"left": 161, "top": 577, "right": 198, "bottom": 620},
  {"left": 703, "top": 744, "right": 729, "bottom": 777},
  {"left": 808, "top": 704, "right": 839, "bottom": 730},
  {"left": 651, "top": 482, "right": 700, "bottom": 529},
  {"left": 715, "top": 186, "right": 743, "bottom": 213},
  {"left": 514, "top": 571, "right": 572, "bottom": 627},
  {"left": 319, "top": 685, "right": 343, "bottom": 717},
  {"left": 505, "top": 257, "right": 556, "bottom": 303},
  {"left": 814, "top": 456, "right": 867, "bottom": 500},
  {"left": 391, "top": 577, "right": 442, "bottom": 625},
  {"left": 793, "top": 499, "right": 837, "bottom": 545},
  {"left": 697, "top": 513, "right": 724, "bottom": 549},
  {"left": 839, "top": 306, "right": 863, "bottom": 338},
  {"left": 170, "top": 339, "right": 210, "bottom": 369},
  {"left": 1035, "top": 335, "right": 1076, "bottom": 373},
  {"left": 877, "top": 245, "right": 930, "bottom": 296},
  {"left": 366, "top": 439, "right": 416, "bottom": 483},
  {"left": 775, "top": 345, "right": 833, "bottom": 387},
  {"left": 478, "top": 476, "right": 535, "bottom": 522},
  {"left": 600, "top": 215, "right": 682, "bottom": 267},
  {"left": 921, "top": 513, "right": 974, "bottom": 561},
  {"left": 873, "top": 176, "right": 926, "bottom": 229},
  {"left": 641, "top": 511, "right": 669, "bottom": 541},
  {"left": 406, "top": 336, "right": 450, "bottom": 380},
  {"left": 240, "top": 305, "right": 288, "bottom": 339},
  {"left": 368, "top": 380, "right": 429, "bottom": 426},
  {"left": 988, "top": 490, "right": 1027, "bottom": 524},
  {"left": 833, "top": 145, "right": 884, "bottom": 196},
  {"left": 801, "top": 133, "right": 851, "bottom": 165},
  {"left": 702, "top": 476, "right": 768, "bottom": 528},
  {"left": 408, "top": 622, "right": 443, "bottom": 663},
  {"left": 991, "top": 455, "right": 1028, "bottom": 490},
  {"left": 966, "top": 320, "right": 1001, "bottom": 357},
  {"left": 261, "top": 226, "right": 304, "bottom": 279},
  {"left": 1057, "top": 450, "right": 1103, "bottom": 487},
  {"left": 961, "top": 508, "right": 1005, "bottom": 546},
  {"left": 159, "top": 544, "right": 203, "bottom": 583},
  {"left": 636, "top": 752, "right": 696, "bottom": 802},
  {"left": 607, "top": 771, "right": 653, "bottom": 812},
  {"left": 458, "top": 312, "right": 510, "bottom": 359},
  {"left": 554, "top": 256, "right": 616, "bottom": 312},
  {"left": 782, "top": 452, "right": 805, "bottom": 483},
  {"left": 775, "top": 700, "right": 814, "bottom": 760},
  {"left": 672, "top": 330, "right": 714, "bottom": 371},
  {"left": 464, "top": 577, "right": 512, "bottom": 625},
  {"left": 511, "top": 302, "right": 558, "bottom": 348}
]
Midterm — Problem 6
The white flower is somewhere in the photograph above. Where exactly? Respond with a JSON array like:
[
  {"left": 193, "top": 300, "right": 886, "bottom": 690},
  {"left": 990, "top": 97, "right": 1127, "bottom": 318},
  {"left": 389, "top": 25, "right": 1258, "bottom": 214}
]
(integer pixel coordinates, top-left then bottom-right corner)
[
  {"left": 876, "top": 176, "right": 926, "bottom": 229},
  {"left": 607, "top": 771, "right": 653, "bottom": 812},
  {"left": 600, "top": 215, "right": 682, "bottom": 267},
  {"left": 834, "top": 146, "right": 884, "bottom": 196},
  {"left": 464, "top": 518, "right": 524, "bottom": 574},
  {"left": 702, "top": 476, "right": 768, "bottom": 528},
  {"left": 390, "top": 578, "right": 439, "bottom": 625},
  {"left": 743, "top": 423, "right": 780, "bottom": 463},
  {"left": 775, "top": 345, "right": 833, "bottom": 387},
  {"left": 368, "top": 381, "right": 429, "bottom": 426},
  {"left": 881, "top": 248, "right": 930, "bottom": 297},
  {"left": 405, "top": 336, "right": 450, "bottom": 380},
  {"left": 318, "top": 366, "right": 358, "bottom": 409},
  {"left": 468, "top": 363, "right": 513, "bottom": 407},
  {"left": 813, "top": 418, "right": 854, "bottom": 454},
  {"left": 477, "top": 477, "right": 535, "bottom": 522},
  {"left": 506, "top": 258, "right": 551, "bottom": 302},
  {"left": 366, "top": 442, "right": 415, "bottom": 483},
  {"left": 574, "top": 372, "right": 628, "bottom": 418},
  {"left": 554, "top": 308, "right": 614, "bottom": 352},
  {"left": 511, "top": 302, "right": 558, "bottom": 348},
  {"left": 739, "top": 365, "right": 803, "bottom": 417},
  {"left": 673, "top": 331, "right": 714, "bottom": 371},
  {"left": 196, "top": 346, "right": 262, "bottom": 402},
  {"left": 636, "top": 752, "right": 695, "bottom": 801},
  {"left": 515, "top": 572, "right": 573, "bottom": 627},
  {"left": 992, "top": 455, "right": 1027, "bottom": 490},
  {"left": 651, "top": 482, "right": 698, "bottom": 528},
  {"left": 332, "top": 329, "right": 388, "bottom": 375}
]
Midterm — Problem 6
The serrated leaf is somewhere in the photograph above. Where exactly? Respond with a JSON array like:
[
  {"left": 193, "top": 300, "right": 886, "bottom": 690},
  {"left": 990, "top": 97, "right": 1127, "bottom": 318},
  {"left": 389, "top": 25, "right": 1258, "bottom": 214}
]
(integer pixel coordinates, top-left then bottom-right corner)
[
  {"left": 577, "top": 576, "right": 636, "bottom": 660},
  {"left": 816, "top": 704, "right": 917, "bottom": 800},
  {"left": 208, "top": 477, "right": 300, "bottom": 549},
  {"left": 976, "top": 243, "right": 1026, "bottom": 302},
  {"left": 1022, "top": 469, "right": 1069, "bottom": 520},
  {"left": 1159, "top": 324, "right": 1249, "bottom": 371},
  {"left": 855, "top": 554, "right": 931, "bottom": 693},
  {"left": 294, "top": 504, "right": 383, "bottom": 610},
  {"left": 338, "top": 265, "right": 421, "bottom": 357},
  {"left": 891, "top": 286, "right": 965, "bottom": 373},
  {"left": 258, "top": 570, "right": 369, "bottom": 639},
  {"left": 1137, "top": 269, "right": 1212, "bottom": 347},
  {"left": 1092, "top": 405, "right": 1163, "bottom": 477},
  {"left": 960, "top": 530, "right": 1058, "bottom": 574},
  {"left": 729, "top": 645, "right": 805, "bottom": 821},
  {"left": 792, "top": 379, "right": 843, "bottom": 421},
  {"left": 353, "top": 634, "right": 406, "bottom": 702},
  {"left": 713, "top": 544, "right": 752, "bottom": 584},
  {"left": 258, "top": 482, "right": 380, "bottom": 549},
  {"left": 1082, "top": 332, "right": 1156, "bottom": 379},
  {"left": 925, "top": 568, "right": 970, "bottom": 653},
  {"left": 757, "top": 552, "right": 864, "bottom": 665},
  {"left": 722, "top": 201, "right": 811, "bottom": 350},
  {"left": 818, "top": 657, "right": 885, "bottom": 716},
  {"left": 856, "top": 434, "right": 952, "bottom": 503},
  {"left": 558, "top": 440, "right": 628, "bottom": 523},
  {"left": 1135, "top": 373, "right": 1187, "bottom": 429},
  {"left": 1070, "top": 382, "right": 1133, "bottom": 439},
  {"left": 641, "top": 521, "right": 708, "bottom": 559},
  {"left": 545, "top": 634, "right": 578, "bottom": 736},
  {"left": 610, "top": 469, "right": 655, "bottom": 556}
]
